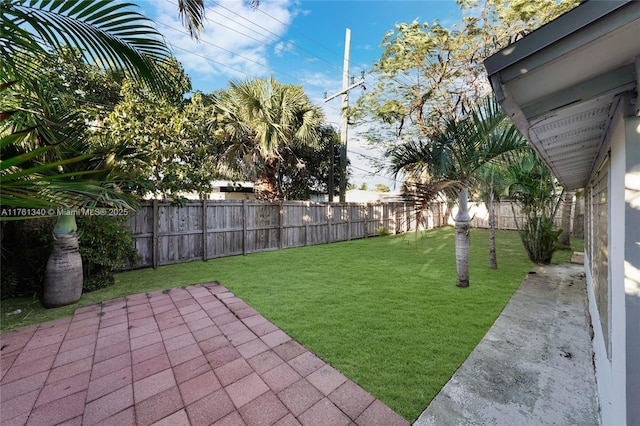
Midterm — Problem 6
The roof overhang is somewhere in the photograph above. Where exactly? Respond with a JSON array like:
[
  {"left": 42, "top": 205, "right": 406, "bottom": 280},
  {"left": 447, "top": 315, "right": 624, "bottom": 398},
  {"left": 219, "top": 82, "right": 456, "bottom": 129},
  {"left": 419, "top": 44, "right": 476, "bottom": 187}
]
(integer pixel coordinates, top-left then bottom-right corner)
[{"left": 484, "top": 0, "right": 640, "bottom": 190}]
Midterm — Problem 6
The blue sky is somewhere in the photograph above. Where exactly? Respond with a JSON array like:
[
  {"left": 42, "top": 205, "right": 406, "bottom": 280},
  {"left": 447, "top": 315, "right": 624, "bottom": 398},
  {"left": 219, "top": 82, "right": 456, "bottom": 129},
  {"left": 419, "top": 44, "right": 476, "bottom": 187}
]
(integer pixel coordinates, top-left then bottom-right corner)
[{"left": 135, "top": 0, "right": 461, "bottom": 188}]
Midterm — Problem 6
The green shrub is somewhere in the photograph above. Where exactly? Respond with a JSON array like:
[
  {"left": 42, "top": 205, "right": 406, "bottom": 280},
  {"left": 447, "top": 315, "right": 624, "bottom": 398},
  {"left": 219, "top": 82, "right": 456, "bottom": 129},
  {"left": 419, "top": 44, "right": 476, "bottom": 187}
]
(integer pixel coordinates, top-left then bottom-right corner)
[
  {"left": 519, "top": 216, "right": 561, "bottom": 264},
  {"left": 377, "top": 226, "right": 391, "bottom": 236},
  {"left": 0, "top": 216, "right": 139, "bottom": 298},
  {"left": 0, "top": 219, "right": 55, "bottom": 299},
  {"left": 77, "top": 215, "right": 139, "bottom": 292}
]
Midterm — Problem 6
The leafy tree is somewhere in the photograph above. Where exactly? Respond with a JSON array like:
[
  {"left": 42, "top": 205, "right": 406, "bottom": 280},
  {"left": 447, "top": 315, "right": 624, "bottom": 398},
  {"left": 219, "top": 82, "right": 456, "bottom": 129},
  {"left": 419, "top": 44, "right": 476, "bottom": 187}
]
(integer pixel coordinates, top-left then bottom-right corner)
[
  {"left": 389, "top": 95, "right": 526, "bottom": 287},
  {"left": 279, "top": 125, "right": 341, "bottom": 200},
  {"left": 354, "top": 0, "right": 579, "bottom": 149},
  {"left": 357, "top": 0, "right": 579, "bottom": 286},
  {"left": 374, "top": 184, "right": 391, "bottom": 193},
  {"left": 103, "top": 63, "right": 225, "bottom": 198},
  {"left": 214, "top": 77, "right": 325, "bottom": 200},
  {"left": 359, "top": 183, "right": 369, "bottom": 191}
]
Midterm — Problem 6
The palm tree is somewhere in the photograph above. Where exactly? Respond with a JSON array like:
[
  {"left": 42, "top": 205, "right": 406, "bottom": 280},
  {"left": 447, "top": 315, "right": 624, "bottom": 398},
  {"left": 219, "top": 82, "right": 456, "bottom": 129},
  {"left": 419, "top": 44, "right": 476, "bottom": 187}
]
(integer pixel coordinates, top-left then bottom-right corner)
[
  {"left": 557, "top": 190, "right": 574, "bottom": 249},
  {"left": 215, "top": 77, "right": 325, "bottom": 200},
  {"left": 1, "top": 1, "right": 175, "bottom": 209},
  {"left": 473, "top": 161, "right": 511, "bottom": 269},
  {"left": 502, "top": 147, "right": 564, "bottom": 264},
  {"left": 1, "top": 0, "right": 177, "bottom": 307},
  {"left": 389, "top": 95, "right": 526, "bottom": 287}
]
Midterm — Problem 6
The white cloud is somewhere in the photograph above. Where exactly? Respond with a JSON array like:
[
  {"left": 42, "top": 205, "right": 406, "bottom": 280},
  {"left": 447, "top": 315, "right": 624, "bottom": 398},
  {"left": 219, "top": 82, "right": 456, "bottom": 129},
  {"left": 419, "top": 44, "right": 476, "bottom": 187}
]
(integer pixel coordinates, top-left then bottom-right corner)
[
  {"left": 274, "top": 40, "right": 296, "bottom": 57},
  {"left": 144, "top": 0, "right": 296, "bottom": 90}
]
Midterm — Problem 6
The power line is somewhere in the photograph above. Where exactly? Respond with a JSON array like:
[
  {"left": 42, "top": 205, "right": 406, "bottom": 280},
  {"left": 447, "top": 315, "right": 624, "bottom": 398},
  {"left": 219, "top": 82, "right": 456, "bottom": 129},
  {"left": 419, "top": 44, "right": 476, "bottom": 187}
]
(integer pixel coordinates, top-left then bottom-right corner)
[
  {"left": 207, "top": 1, "right": 347, "bottom": 75},
  {"left": 157, "top": 1, "right": 380, "bottom": 122},
  {"left": 153, "top": 21, "right": 343, "bottom": 115},
  {"left": 254, "top": 4, "right": 345, "bottom": 62},
  {"left": 166, "top": 0, "right": 347, "bottom": 77},
  {"left": 167, "top": 42, "right": 256, "bottom": 80}
]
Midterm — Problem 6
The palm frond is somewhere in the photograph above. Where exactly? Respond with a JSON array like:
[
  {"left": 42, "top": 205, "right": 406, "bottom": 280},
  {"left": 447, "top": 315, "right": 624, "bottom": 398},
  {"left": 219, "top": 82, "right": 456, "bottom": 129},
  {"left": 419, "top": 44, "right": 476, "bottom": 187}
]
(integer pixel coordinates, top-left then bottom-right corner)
[
  {"left": 1, "top": 0, "right": 174, "bottom": 92},
  {"left": 178, "top": 0, "right": 205, "bottom": 40}
]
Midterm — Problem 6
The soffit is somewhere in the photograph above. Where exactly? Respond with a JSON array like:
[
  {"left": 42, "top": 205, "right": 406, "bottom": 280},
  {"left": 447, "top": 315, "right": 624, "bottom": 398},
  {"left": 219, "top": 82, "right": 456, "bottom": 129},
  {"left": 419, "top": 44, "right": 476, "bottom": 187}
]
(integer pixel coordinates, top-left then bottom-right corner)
[{"left": 484, "top": 1, "right": 640, "bottom": 190}]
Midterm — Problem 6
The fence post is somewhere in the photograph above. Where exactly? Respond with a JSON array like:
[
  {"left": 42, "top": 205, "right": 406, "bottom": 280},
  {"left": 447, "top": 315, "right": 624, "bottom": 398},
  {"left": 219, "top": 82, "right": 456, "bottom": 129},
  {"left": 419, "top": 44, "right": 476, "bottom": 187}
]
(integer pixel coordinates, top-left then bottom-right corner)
[
  {"left": 202, "top": 199, "right": 208, "bottom": 262},
  {"left": 347, "top": 203, "right": 352, "bottom": 241},
  {"left": 327, "top": 203, "right": 332, "bottom": 243},
  {"left": 152, "top": 199, "right": 158, "bottom": 269},
  {"left": 304, "top": 201, "right": 310, "bottom": 246},
  {"left": 279, "top": 201, "right": 284, "bottom": 250},
  {"left": 242, "top": 200, "right": 247, "bottom": 255}
]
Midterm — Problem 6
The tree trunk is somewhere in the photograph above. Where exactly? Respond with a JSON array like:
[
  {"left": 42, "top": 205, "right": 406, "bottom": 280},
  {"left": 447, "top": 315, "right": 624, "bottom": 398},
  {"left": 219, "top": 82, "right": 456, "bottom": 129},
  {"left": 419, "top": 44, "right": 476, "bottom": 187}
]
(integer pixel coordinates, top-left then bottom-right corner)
[
  {"left": 455, "top": 188, "right": 471, "bottom": 287},
  {"left": 254, "top": 158, "right": 279, "bottom": 201},
  {"left": 488, "top": 191, "right": 497, "bottom": 269},
  {"left": 43, "top": 215, "right": 83, "bottom": 308},
  {"left": 572, "top": 190, "right": 584, "bottom": 238},
  {"left": 558, "top": 191, "right": 573, "bottom": 248}
]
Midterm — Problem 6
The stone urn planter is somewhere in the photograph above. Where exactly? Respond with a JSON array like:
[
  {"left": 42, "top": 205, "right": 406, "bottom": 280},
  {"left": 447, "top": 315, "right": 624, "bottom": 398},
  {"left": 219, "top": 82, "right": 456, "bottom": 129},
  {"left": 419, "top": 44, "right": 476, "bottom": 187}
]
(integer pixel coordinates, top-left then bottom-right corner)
[{"left": 43, "top": 216, "right": 83, "bottom": 308}]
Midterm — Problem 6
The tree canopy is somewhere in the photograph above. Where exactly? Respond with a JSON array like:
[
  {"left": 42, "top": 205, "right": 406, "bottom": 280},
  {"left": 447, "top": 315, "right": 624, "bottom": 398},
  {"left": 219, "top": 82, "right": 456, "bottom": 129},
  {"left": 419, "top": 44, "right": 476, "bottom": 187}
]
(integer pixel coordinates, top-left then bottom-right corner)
[
  {"left": 213, "top": 77, "right": 326, "bottom": 200},
  {"left": 354, "top": 0, "right": 580, "bottom": 145}
]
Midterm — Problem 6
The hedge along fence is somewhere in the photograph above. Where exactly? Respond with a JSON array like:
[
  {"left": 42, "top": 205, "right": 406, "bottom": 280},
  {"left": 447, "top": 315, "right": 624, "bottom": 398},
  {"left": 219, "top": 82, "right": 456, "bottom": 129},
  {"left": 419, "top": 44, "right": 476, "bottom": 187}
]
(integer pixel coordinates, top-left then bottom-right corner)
[
  {"left": 123, "top": 200, "right": 448, "bottom": 268},
  {"left": 123, "top": 197, "right": 576, "bottom": 269}
]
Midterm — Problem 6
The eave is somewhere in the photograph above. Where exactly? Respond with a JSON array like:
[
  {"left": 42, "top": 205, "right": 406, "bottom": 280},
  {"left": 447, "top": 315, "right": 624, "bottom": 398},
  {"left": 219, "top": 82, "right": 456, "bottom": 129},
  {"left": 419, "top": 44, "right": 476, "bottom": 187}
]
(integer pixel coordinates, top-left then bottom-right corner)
[{"left": 484, "top": 0, "right": 640, "bottom": 190}]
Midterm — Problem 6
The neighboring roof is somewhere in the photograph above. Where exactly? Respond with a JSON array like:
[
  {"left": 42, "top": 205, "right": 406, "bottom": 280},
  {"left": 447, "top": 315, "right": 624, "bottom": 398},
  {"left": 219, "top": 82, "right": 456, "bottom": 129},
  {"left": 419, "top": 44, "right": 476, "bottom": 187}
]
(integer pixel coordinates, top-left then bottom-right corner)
[{"left": 484, "top": 0, "right": 640, "bottom": 189}]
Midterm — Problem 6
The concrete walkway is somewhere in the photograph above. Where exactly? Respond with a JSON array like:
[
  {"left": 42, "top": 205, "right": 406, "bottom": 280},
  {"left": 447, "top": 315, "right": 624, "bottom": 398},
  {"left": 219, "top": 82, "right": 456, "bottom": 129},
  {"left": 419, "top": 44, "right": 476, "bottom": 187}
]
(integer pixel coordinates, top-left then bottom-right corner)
[
  {"left": 0, "top": 282, "right": 408, "bottom": 426},
  {"left": 414, "top": 263, "right": 600, "bottom": 426}
]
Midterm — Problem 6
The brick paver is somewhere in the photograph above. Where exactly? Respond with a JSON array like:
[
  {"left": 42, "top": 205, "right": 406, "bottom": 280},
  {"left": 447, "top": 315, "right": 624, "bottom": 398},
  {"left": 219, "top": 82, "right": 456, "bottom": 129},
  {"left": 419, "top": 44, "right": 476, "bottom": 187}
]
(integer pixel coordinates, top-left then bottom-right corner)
[{"left": 0, "top": 283, "right": 409, "bottom": 425}]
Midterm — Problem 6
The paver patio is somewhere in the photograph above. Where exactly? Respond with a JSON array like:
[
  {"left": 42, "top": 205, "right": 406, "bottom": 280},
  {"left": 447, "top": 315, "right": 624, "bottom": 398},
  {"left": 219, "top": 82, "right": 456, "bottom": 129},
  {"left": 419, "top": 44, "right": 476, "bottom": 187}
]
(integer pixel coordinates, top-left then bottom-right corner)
[{"left": 0, "top": 282, "right": 409, "bottom": 426}]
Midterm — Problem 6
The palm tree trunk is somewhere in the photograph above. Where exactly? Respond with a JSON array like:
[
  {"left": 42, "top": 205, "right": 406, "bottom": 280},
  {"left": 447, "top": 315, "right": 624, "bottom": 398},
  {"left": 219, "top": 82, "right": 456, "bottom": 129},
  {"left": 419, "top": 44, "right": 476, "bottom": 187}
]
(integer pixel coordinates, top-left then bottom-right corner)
[
  {"left": 572, "top": 190, "right": 584, "bottom": 238},
  {"left": 43, "top": 215, "right": 83, "bottom": 308},
  {"left": 255, "top": 158, "right": 279, "bottom": 201},
  {"left": 455, "top": 188, "right": 471, "bottom": 287},
  {"left": 488, "top": 191, "right": 497, "bottom": 269},
  {"left": 558, "top": 191, "right": 573, "bottom": 248}
]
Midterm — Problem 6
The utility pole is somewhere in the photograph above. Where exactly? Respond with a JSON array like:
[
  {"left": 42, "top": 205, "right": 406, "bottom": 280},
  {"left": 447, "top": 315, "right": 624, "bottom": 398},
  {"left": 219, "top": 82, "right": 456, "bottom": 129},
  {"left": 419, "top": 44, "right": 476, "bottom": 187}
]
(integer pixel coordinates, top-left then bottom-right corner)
[{"left": 325, "top": 28, "right": 364, "bottom": 203}]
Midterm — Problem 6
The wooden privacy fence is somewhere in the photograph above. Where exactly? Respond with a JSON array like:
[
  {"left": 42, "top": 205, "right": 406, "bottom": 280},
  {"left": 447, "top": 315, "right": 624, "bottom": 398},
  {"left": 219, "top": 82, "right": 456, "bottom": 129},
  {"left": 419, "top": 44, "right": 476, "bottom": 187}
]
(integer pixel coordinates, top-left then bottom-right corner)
[
  {"left": 465, "top": 200, "right": 573, "bottom": 231},
  {"left": 124, "top": 200, "right": 447, "bottom": 268},
  {"left": 123, "top": 198, "right": 574, "bottom": 269}
]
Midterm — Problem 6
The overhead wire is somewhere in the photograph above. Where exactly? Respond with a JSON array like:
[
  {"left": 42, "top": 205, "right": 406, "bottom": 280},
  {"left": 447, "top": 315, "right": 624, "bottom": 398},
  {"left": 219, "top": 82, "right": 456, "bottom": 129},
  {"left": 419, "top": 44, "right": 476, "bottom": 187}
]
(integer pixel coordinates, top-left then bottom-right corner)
[
  {"left": 203, "top": 0, "right": 372, "bottom": 97},
  {"left": 150, "top": 1, "right": 400, "bottom": 181},
  {"left": 151, "top": 18, "right": 346, "bottom": 115},
  {"left": 209, "top": 0, "right": 345, "bottom": 75},
  {"left": 171, "top": 0, "right": 379, "bottom": 122}
]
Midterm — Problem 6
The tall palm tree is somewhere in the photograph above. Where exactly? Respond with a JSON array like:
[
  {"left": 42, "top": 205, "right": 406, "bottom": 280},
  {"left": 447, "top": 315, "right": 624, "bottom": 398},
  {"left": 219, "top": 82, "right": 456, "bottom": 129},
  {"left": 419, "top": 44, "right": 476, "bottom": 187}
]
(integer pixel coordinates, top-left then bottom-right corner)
[
  {"left": 473, "top": 161, "right": 511, "bottom": 269},
  {"left": 389, "top": 95, "right": 526, "bottom": 287},
  {"left": 215, "top": 77, "right": 325, "bottom": 200}
]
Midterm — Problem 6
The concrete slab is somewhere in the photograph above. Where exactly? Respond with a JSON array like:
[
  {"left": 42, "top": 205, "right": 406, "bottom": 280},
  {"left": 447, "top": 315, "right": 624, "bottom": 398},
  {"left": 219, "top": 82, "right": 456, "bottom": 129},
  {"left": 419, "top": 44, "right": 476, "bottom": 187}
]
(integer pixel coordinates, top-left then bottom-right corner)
[
  {"left": 413, "top": 263, "right": 600, "bottom": 426},
  {"left": 571, "top": 252, "right": 585, "bottom": 264}
]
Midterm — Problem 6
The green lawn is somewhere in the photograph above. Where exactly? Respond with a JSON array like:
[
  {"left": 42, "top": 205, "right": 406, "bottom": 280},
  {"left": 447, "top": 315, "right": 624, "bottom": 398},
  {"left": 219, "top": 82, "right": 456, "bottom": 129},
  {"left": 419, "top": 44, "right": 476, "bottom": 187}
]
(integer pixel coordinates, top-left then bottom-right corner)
[{"left": 0, "top": 227, "right": 583, "bottom": 421}]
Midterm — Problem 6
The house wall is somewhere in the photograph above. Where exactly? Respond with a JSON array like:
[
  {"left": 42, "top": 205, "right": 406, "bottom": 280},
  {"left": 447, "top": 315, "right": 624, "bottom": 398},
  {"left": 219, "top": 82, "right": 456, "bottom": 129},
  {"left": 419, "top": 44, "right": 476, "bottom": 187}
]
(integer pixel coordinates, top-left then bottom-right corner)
[
  {"left": 623, "top": 112, "right": 640, "bottom": 425},
  {"left": 586, "top": 98, "right": 640, "bottom": 426},
  {"left": 585, "top": 104, "right": 624, "bottom": 425}
]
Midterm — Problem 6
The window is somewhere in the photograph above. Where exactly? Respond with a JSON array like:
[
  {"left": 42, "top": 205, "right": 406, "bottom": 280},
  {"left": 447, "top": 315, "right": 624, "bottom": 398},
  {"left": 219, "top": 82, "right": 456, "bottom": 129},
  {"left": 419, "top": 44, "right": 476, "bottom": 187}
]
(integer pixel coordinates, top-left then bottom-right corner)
[{"left": 591, "top": 158, "right": 610, "bottom": 357}]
